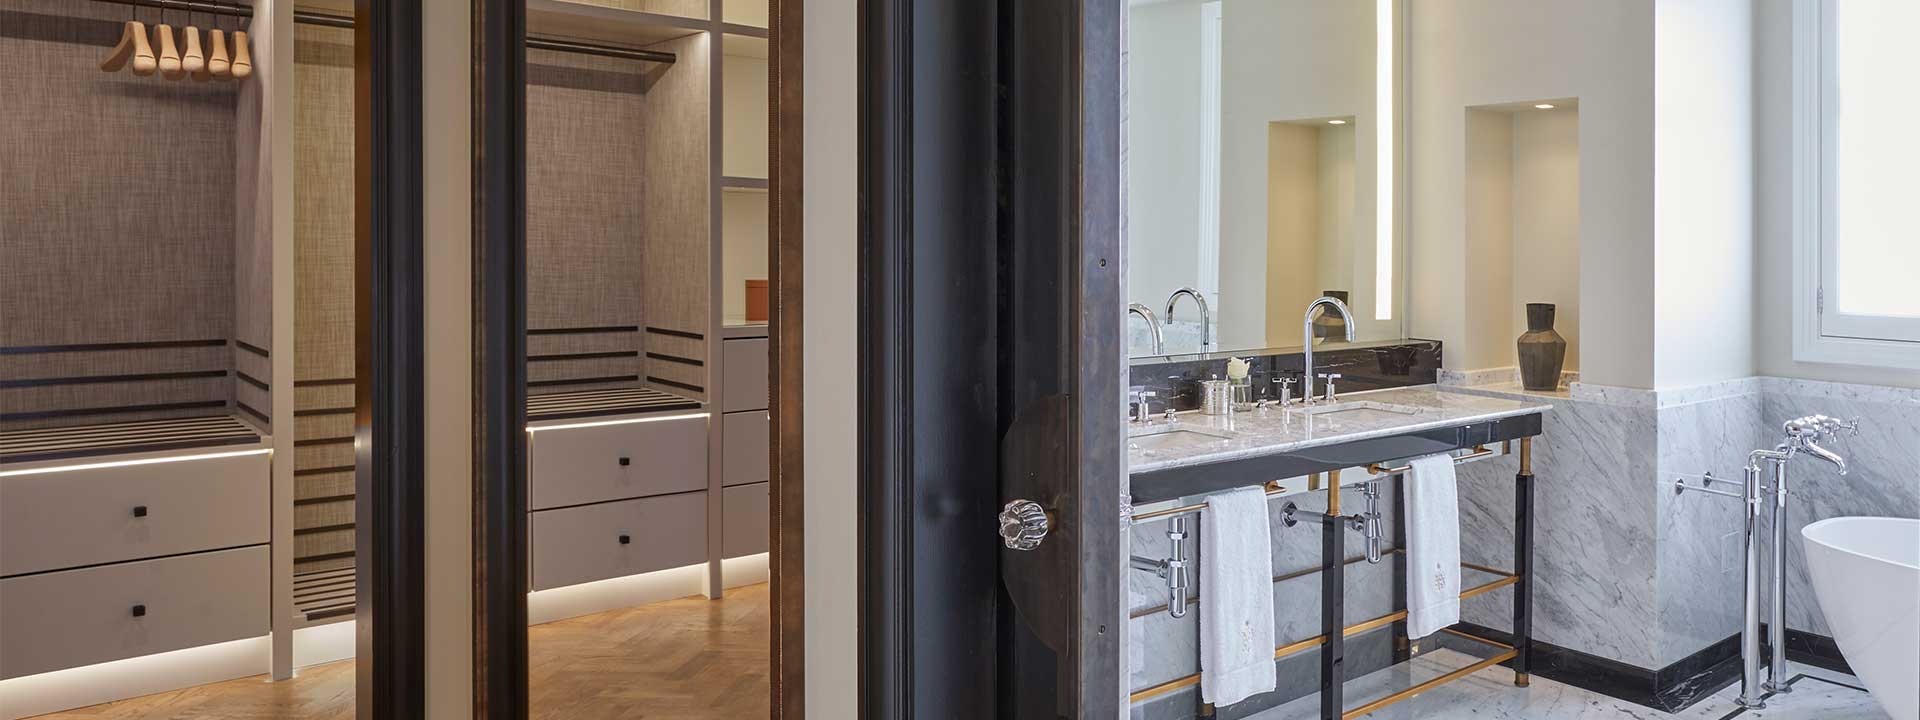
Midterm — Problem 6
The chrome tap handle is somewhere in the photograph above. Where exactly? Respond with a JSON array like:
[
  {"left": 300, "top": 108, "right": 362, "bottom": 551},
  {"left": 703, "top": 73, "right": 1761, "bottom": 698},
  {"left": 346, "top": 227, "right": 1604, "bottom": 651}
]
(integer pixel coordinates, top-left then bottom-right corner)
[
  {"left": 1272, "top": 376, "right": 1297, "bottom": 407},
  {"left": 1318, "top": 373, "right": 1343, "bottom": 402},
  {"left": 999, "top": 499, "right": 1051, "bottom": 551}
]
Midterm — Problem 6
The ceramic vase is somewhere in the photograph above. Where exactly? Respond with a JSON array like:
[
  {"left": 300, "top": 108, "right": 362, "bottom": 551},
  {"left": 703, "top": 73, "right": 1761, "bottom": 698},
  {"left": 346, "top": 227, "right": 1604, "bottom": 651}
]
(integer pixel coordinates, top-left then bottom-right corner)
[{"left": 1517, "top": 303, "right": 1567, "bottom": 391}]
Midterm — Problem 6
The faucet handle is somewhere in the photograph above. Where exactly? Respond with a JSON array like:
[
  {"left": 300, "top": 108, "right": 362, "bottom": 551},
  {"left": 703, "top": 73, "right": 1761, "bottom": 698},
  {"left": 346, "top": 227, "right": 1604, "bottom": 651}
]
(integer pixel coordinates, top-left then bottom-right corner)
[
  {"left": 1272, "top": 376, "right": 1297, "bottom": 406},
  {"left": 1318, "top": 373, "right": 1343, "bottom": 402}
]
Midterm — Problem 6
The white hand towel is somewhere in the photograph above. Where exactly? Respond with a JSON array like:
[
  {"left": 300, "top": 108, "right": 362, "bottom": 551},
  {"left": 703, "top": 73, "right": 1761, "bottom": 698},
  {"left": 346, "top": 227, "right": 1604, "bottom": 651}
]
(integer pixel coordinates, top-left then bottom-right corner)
[
  {"left": 1405, "top": 453, "right": 1462, "bottom": 639},
  {"left": 1200, "top": 486, "right": 1276, "bottom": 706}
]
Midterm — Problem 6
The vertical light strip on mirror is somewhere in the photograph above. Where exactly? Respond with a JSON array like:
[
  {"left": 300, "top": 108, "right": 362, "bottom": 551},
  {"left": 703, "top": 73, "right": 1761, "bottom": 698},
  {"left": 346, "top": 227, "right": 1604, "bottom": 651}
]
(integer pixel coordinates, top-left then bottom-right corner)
[{"left": 1374, "top": 0, "right": 1395, "bottom": 320}]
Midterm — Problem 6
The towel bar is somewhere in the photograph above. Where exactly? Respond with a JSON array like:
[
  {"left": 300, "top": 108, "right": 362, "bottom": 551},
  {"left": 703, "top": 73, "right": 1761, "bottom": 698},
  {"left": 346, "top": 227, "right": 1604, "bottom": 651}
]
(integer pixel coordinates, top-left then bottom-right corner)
[{"left": 1128, "top": 444, "right": 1497, "bottom": 525}]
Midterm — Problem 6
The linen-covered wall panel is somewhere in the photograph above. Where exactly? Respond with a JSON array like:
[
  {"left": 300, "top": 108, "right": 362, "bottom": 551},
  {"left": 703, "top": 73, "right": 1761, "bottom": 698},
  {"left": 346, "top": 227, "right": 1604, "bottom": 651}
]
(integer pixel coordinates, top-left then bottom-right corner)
[
  {"left": 0, "top": 3, "right": 242, "bottom": 427},
  {"left": 292, "top": 23, "right": 357, "bottom": 586}
]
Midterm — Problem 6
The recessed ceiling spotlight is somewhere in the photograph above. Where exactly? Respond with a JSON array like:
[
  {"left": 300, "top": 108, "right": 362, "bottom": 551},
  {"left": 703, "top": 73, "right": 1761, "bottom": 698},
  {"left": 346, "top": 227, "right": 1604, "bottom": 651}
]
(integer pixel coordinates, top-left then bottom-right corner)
[
  {"left": 1327, "top": 119, "right": 1347, "bottom": 125},
  {"left": 1534, "top": 103, "right": 1556, "bottom": 109}
]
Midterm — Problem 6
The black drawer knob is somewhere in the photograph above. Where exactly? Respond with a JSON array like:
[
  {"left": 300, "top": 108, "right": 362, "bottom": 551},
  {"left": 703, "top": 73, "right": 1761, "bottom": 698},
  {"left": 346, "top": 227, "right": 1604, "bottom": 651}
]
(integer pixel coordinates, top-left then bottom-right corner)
[
  {"left": 618, "top": 457, "right": 632, "bottom": 467},
  {"left": 131, "top": 604, "right": 147, "bottom": 618},
  {"left": 132, "top": 505, "right": 149, "bottom": 518},
  {"left": 618, "top": 534, "right": 632, "bottom": 545}
]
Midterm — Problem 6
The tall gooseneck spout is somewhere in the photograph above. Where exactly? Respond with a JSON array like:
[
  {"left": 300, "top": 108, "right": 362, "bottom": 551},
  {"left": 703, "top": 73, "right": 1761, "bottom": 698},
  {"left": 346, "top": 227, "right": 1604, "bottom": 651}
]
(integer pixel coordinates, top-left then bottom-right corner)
[
  {"left": 1301, "top": 296, "right": 1356, "bottom": 405},
  {"left": 1128, "top": 303, "right": 1164, "bottom": 355},
  {"left": 1165, "top": 287, "right": 1212, "bottom": 352}
]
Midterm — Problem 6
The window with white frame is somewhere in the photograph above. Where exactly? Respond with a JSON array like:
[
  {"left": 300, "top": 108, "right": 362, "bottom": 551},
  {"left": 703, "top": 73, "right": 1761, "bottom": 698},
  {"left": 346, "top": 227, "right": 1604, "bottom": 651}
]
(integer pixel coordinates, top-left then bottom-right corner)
[{"left": 1794, "top": 0, "right": 1920, "bottom": 368}]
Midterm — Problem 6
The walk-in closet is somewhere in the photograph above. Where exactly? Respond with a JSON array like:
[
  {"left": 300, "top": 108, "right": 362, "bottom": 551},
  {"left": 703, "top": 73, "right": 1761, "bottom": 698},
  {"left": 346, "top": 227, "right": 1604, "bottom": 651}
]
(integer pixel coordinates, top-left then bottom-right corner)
[
  {"left": 1, "top": 0, "right": 777, "bottom": 716},
  {"left": 1, "top": 1, "right": 290, "bottom": 715},
  {"left": 518, "top": 0, "right": 773, "bottom": 715}
]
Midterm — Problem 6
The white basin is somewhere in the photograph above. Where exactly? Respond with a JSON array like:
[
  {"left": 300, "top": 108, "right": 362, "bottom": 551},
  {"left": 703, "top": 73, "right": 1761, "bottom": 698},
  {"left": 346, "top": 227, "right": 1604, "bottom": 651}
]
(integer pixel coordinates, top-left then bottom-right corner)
[{"left": 1127, "top": 427, "right": 1229, "bottom": 452}]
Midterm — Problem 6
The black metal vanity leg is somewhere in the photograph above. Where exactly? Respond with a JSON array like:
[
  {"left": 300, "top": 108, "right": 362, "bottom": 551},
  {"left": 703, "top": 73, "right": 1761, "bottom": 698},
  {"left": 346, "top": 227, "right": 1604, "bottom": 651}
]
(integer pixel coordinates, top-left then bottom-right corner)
[
  {"left": 1390, "top": 472, "right": 1410, "bottom": 664},
  {"left": 1513, "top": 439, "right": 1536, "bottom": 687},
  {"left": 1321, "top": 499, "right": 1346, "bottom": 719}
]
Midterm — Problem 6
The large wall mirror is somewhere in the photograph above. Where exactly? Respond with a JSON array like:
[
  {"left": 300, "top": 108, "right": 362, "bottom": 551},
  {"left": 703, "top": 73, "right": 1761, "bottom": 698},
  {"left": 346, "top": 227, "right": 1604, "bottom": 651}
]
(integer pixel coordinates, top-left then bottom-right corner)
[{"left": 1127, "top": 0, "right": 1402, "bottom": 360}]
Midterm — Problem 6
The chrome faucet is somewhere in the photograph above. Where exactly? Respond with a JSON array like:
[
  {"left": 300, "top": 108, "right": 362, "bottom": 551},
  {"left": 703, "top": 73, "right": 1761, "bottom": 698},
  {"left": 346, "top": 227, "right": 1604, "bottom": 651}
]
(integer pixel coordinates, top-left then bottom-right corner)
[
  {"left": 1735, "top": 413, "right": 1861, "bottom": 708},
  {"left": 1165, "top": 287, "right": 1211, "bottom": 353},
  {"left": 1301, "top": 296, "right": 1356, "bottom": 405},
  {"left": 1784, "top": 414, "right": 1858, "bottom": 475},
  {"left": 1128, "top": 303, "right": 1164, "bottom": 355}
]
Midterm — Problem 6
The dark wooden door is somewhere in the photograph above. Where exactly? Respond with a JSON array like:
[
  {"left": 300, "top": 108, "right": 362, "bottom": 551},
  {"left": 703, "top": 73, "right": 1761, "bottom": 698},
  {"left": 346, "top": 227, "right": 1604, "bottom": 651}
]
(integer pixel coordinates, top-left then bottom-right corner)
[{"left": 860, "top": 0, "right": 1122, "bottom": 717}]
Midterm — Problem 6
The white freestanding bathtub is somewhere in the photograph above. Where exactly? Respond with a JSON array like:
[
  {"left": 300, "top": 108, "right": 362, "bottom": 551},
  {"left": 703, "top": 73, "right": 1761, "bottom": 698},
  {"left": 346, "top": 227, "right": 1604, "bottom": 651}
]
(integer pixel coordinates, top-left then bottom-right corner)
[{"left": 1802, "top": 516, "right": 1919, "bottom": 720}]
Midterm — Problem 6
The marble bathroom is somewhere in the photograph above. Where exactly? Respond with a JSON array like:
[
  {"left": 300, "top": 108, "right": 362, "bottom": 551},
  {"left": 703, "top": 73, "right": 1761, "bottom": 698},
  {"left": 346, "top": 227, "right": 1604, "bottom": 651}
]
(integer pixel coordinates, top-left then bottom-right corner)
[{"left": 1120, "top": 1, "right": 1919, "bottom": 719}]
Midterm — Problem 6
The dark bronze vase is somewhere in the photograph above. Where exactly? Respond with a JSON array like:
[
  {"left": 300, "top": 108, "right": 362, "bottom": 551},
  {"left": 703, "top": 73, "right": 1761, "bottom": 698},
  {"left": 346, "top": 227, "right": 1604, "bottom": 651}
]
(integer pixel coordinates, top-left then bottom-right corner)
[{"left": 1517, "top": 303, "right": 1567, "bottom": 391}]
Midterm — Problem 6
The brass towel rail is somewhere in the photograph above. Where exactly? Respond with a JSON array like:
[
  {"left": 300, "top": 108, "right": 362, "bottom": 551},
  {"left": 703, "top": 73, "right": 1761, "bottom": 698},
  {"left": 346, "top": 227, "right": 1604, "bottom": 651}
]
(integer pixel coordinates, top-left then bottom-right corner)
[{"left": 1129, "top": 444, "right": 1499, "bottom": 525}]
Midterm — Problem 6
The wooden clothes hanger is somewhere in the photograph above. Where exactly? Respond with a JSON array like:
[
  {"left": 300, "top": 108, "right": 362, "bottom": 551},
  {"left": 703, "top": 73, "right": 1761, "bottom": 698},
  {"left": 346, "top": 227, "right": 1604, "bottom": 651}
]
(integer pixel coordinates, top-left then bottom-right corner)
[
  {"left": 182, "top": 19, "right": 206, "bottom": 77},
  {"left": 230, "top": 29, "right": 252, "bottom": 79},
  {"left": 207, "top": 27, "right": 231, "bottom": 77},
  {"left": 99, "top": 20, "right": 155, "bottom": 75},
  {"left": 155, "top": 16, "right": 183, "bottom": 79}
]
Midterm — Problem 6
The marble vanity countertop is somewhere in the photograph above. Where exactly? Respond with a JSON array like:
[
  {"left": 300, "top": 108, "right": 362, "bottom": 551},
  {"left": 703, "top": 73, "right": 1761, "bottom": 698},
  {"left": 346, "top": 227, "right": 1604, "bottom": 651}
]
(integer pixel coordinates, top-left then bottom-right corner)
[{"left": 1127, "top": 385, "right": 1552, "bottom": 476}]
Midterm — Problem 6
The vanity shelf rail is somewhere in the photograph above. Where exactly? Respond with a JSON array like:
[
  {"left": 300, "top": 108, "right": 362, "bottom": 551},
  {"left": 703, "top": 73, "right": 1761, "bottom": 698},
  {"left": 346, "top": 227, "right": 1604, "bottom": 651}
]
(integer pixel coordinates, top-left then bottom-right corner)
[
  {"left": 1127, "top": 444, "right": 1500, "bottom": 524},
  {"left": 1129, "top": 572, "right": 1521, "bottom": 707}
]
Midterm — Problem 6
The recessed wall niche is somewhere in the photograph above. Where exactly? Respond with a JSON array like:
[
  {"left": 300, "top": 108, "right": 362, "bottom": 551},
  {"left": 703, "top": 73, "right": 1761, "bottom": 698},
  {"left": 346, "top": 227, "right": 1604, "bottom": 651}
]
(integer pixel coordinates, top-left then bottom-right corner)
[
  {"left": 1263, "top": 116, "right": 1359, "bottom": 345},
  {"left": 1464, "top": 99, "right": 1581, "bottom": 379}
]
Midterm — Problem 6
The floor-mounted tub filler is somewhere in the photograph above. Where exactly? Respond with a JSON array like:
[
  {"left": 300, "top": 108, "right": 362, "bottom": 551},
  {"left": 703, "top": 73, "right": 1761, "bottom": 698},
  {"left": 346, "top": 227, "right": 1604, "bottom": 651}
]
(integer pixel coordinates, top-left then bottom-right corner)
[{"left": 1803, "top": 516, "right": 1919, "bottom": 720}]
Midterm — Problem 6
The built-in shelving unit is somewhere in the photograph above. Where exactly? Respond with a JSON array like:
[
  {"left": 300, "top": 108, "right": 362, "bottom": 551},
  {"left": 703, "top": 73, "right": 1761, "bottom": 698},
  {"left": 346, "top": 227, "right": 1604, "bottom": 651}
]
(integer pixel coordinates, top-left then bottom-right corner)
[{"left": 1464, "top": 99, "right": 1582, "bottom": 376}]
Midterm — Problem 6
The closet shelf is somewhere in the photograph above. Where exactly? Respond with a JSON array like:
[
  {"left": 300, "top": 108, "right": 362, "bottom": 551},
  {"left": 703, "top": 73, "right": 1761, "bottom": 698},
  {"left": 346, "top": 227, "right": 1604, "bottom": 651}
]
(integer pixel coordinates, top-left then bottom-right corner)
[
  {"left": 527, "top": 387, "right": 702, "bottom": 423},
  {"left": 721, "top": 176, "right": 769, "bottom": 193},
  {"left": 529, "top": 0, "right": 709, "bottom": 48},
  {"left": 0, "top": 415, "right": 262, "bottom": 464}
]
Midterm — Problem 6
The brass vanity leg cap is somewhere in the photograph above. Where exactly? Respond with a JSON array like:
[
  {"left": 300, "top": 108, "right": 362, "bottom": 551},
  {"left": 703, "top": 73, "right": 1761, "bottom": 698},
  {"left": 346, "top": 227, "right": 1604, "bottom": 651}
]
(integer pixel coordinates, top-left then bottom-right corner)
[{"left": 1514, "top": 673, "right": 1531, "bottom": 687}]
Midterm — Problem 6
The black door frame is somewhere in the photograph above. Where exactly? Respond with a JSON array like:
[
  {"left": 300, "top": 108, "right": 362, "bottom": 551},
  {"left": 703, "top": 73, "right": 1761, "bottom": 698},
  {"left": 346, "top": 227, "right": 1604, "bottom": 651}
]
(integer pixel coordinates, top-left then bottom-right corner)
[
  {"left": 353, "top": 0, "right": 428, "bottom": 715},
  {"left": 473, "top": 0, "right": 532, "bottom": 715},
  {"left": 858, "top": 0, "right": 1123, "bottom": 716}
]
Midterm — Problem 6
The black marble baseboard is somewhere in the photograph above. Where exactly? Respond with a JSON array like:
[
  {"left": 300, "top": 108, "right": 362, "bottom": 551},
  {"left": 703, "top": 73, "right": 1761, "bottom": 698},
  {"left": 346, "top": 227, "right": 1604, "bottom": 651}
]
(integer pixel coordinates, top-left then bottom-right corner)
[{"left": 1447, "top": 622, "right": 1856, "bottom": 713}]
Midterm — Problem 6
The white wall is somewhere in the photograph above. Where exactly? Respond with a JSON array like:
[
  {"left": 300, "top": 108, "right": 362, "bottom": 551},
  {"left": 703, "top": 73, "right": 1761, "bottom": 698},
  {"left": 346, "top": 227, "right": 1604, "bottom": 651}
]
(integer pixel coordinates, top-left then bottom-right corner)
[
  {"left": 1126, "top": 1, "right": 1204, "bottom": 318},
  {"left": 803, "top": 0, "right": 858, "bottom": 715},
  {"left": 1652, "top": 0, "right": 1754, "bottom": 387},
  {"left": 1751, "top": 0, "right": 1919, "bottom": 389},
  {"left": 1408, "top": 0, "right": 1654, "bottom": 387}
]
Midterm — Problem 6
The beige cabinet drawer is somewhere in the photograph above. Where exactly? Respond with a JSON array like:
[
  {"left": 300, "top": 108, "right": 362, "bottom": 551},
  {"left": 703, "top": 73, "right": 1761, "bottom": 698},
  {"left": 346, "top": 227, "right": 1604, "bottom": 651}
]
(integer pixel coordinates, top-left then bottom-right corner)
[
  {"left": 0, "top": 545, "right": 268, "bottom": 679},
  {"left": 722, "top": 482, "right": 769, "bottom": 558},
  {"left": 529, "top": 492, "right": 707, "bottom": 591},
  {"left": 0, "top": 451, "right": 270, "bottom": 576},
  {"left": 721, "top": 338, "right": 769, "bottom": 413},
  {"left": 721, "top": 410, "right": 770, "bottom": 488},
  {"left": 527, "top": 415, "right": 707, "bottom": 511}
]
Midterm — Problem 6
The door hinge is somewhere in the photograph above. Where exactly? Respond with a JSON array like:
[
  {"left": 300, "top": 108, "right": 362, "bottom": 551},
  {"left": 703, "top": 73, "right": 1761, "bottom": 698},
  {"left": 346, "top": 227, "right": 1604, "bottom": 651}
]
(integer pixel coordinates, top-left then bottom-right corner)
[{"left": 1817, "top": 287, "right": 1825, "bottom": 314}]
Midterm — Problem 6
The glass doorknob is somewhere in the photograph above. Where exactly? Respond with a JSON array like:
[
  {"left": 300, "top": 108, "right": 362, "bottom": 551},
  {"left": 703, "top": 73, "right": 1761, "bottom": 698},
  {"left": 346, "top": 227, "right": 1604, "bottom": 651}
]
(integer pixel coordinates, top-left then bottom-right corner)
[{"left": 999, "top": 499, "right": 1050, "bottom": 551}]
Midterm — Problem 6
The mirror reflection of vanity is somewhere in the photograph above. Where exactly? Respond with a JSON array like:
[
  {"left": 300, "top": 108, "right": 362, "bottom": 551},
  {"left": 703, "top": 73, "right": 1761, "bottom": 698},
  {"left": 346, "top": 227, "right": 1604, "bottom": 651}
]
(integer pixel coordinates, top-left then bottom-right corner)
[
  {"left": 1126, "top": 0, "right": 1432, "bottom": 404},
  {"left": 1127, "top": 0, "right": 1403, "bottom": 363}
]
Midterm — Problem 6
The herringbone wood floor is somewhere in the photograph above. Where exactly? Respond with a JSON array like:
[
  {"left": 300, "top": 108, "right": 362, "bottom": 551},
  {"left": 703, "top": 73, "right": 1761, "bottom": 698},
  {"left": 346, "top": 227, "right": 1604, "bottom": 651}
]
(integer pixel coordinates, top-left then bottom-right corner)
[{"left": 32, "top": 583, "right": 771, "bottom": 719}]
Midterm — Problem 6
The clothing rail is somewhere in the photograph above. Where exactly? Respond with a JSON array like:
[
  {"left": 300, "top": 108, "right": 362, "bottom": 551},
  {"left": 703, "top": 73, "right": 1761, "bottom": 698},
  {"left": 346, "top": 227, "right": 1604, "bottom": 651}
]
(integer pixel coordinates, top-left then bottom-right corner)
[
  {"left": 1128, "top": 444, "right": 1498, "bottom": 524},
  {"left": 82, "top": 0, "right": 679, "bottom": 64}
]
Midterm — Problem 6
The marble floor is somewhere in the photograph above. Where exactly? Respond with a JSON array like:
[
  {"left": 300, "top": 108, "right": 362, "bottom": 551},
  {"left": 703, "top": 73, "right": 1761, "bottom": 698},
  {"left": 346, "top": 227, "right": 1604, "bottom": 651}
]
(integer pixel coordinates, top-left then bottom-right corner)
[{"left": 1248, "top": 650, "right": 1889, "bottom": 719}]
